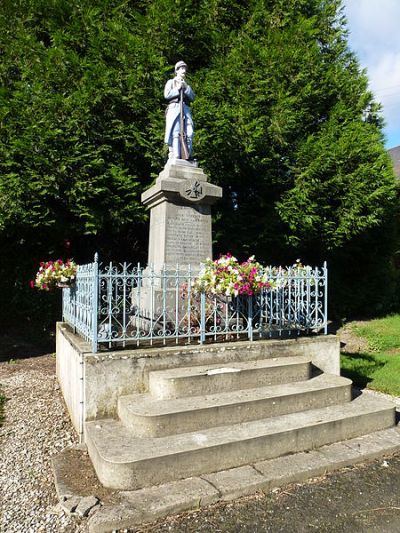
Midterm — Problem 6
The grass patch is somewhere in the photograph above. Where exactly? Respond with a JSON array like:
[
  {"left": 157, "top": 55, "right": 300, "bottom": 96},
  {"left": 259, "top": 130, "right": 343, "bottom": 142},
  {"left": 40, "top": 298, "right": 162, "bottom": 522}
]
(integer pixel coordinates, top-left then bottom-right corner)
[{"left": 341, "top": 314, "right": 400, "bottom": 396}]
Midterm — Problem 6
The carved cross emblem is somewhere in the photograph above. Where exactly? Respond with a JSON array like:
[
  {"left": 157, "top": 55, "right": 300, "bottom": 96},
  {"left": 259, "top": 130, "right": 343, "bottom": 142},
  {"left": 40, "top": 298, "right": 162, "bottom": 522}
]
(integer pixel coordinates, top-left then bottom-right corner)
[{"left": 185, "top": 180, "right": 203, "bottom": 199}]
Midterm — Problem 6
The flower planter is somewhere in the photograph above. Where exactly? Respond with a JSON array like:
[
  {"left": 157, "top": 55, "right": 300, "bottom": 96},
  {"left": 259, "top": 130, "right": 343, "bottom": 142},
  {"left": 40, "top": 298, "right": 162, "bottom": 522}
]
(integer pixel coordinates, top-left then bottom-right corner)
[{"left": 56, "top": 282, "right": 75, "bottom": 289}]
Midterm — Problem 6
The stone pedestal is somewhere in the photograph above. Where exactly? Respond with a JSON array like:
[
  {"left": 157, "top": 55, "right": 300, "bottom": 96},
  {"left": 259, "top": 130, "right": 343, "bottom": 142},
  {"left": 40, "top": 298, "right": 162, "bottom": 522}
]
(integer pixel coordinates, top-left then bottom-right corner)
[
  {"left": 133, "top": 160, "right": 222, "bottom": 329},
  {"left": 142, "top": 159, "right": 222, "bottom": 271}
]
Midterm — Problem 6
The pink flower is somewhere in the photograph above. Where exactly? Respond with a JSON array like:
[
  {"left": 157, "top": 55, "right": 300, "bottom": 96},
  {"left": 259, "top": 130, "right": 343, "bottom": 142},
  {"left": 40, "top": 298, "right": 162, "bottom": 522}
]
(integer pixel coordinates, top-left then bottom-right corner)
[{"left": 29, "top": 280, "right": 35, "bottom": 288}]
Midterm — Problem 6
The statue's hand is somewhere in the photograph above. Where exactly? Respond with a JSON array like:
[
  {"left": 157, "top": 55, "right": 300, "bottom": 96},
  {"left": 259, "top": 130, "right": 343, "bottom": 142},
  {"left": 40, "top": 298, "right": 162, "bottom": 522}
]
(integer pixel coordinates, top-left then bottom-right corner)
[{"left": 176, "top": 79, "right": 187, "bottom": 91}]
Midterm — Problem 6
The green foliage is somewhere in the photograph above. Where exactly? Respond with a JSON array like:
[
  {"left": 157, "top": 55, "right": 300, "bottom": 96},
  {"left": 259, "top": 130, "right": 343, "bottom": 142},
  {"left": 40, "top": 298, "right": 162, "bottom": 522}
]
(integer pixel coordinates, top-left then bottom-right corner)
[
  {"left": 353, "top": 315, "right": 400, "bottom": 353},
  {"left": 0, "top": 0, "right": 398, "bottom": 326},
  {"left": 192, "top": 0, "right": 399, "bottom": 316},
  {"left": 341, "top": 315, "right": 400, "bottom": 396},
  {"left": 194, "top": 0, "right": 396, "bottom": 254}
]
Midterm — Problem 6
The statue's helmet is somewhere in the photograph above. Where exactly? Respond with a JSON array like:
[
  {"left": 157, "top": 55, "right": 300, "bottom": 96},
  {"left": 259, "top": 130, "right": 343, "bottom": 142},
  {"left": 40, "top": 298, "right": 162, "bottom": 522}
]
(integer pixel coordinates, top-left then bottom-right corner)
[{"left": 175, "top": 60, "right": 187, "bottom": 72}]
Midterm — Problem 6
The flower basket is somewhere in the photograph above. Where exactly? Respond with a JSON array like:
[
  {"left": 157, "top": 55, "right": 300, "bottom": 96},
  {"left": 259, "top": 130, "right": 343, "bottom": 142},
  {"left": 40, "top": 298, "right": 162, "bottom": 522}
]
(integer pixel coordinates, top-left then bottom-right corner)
[
  {"left": 56, "top": 281, "right": 75, "bottom": 289},
  {"left": 31, "top": 259, "right": 77, "bottom": 291},
  {"left": 193, "top": 254, "right": 274, "bottom": 297}
]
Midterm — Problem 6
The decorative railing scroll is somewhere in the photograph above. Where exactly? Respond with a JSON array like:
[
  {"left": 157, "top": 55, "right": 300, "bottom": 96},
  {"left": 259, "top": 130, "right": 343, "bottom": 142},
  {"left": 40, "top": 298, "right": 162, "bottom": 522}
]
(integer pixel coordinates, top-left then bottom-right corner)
[{"left": 62, "top": 256, "right": 328, "bottom": 353}]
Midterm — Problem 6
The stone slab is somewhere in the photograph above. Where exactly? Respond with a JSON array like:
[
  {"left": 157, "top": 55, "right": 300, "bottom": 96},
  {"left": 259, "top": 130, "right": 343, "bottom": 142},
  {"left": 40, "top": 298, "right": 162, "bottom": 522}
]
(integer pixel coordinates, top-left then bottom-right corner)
[
  {"left": 88, "top": 477, "right": 219, "bottom": 533},
  {"left": 149, "top": 355, "right": 312, "bottom": 399},
  {"left": 118, "top": 374, "right": 352, "bottom": 437},
  {"left": 147, "top": 200, "right": 212, "bottom": 269},
  {"left": 254, "top": 449, "right": 332, "bottom": 486},
  {"left": 317, "top": 441, "right": 363, "bottom": 468},
  {"left": 201, "top": 465, "right": 267, "bottom": 500},
  {"left": 342, "top": 428, "right": 400, "bottom": 458},
  {"left": 75, "top": 496, "right": 100, "bottom": 517},
  {"left": 85, "top": 426, "right": 400, "bottom": 532},
  {"left": 51, "top": 444, "right": 87, "bottom": 501},
  {"left": 85, "top": 394, "right": 395, "bottom": 490}
]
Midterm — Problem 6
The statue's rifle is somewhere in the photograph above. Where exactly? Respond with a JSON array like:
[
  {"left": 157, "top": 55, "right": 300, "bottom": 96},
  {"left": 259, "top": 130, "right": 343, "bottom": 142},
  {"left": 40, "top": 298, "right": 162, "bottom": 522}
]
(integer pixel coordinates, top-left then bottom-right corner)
[{"left": 179, "top": 86, "right": 190, "bottom": 160}]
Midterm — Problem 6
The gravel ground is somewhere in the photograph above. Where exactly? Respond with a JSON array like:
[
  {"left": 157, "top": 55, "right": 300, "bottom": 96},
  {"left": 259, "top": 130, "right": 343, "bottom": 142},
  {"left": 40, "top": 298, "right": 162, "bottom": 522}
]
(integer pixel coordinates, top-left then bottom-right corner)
[
  {"left": 1, "top": 349, "right": 399, "bottom": 533},
  {"left": 0, "top": 355, "right": 88, "bottom": 533}
]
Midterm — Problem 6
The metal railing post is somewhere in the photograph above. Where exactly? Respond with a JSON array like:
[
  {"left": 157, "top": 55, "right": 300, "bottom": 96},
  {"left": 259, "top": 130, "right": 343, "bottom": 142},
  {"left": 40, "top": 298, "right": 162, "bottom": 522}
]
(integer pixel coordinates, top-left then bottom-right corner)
[
  {"left": 200, "top": 292, "right": 206, "bottom": 344},
  {"left": 92, "top": 253, "right": 99, "bottom": 353},
  {"left": 324, "top": 261, "right": 328, "bottom": 335},
  {"left": 248, "top": 295, "right": 253, "bottom": 341}
]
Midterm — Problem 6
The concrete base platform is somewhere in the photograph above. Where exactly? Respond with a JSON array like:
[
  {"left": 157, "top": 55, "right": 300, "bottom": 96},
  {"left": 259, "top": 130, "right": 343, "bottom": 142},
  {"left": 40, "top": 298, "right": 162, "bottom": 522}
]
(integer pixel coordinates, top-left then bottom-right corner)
[
  {"left": 80, "top": 426, "right": 400, "bottom": 533},
  {"left": 56, "top": 323, "right": 340, "bottom": 433}
]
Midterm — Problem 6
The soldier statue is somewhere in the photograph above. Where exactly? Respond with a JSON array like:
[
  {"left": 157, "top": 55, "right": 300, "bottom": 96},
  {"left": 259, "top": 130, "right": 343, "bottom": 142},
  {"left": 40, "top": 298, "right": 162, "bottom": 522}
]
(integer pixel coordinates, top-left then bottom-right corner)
[{"left": 164, "top": 60, "right": 195, "bottom": 160}]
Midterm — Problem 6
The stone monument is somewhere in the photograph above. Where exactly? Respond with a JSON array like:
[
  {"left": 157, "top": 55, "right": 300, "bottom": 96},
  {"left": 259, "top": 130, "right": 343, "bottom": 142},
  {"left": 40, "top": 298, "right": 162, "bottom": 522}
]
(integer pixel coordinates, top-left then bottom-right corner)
[
  {"left": 132, "top": 61, "right": 222, "bottom": 326},
  {"left": 142, "top": 60, "right": 222, "bottom": 271}
]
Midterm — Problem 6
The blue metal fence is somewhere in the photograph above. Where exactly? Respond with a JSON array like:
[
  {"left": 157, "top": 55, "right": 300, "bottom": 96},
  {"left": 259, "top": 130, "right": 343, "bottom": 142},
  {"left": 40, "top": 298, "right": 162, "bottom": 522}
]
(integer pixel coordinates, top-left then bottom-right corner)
[{"left": 62, "top": 255, "right": 328, "bottom": 353}]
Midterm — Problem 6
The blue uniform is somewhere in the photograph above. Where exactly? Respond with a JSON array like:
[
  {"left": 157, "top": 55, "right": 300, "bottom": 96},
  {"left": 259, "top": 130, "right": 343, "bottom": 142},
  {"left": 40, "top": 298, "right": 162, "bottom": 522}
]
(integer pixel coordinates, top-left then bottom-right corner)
[{"left": 164, "top": 77, "right": 195, "bottom": 159}]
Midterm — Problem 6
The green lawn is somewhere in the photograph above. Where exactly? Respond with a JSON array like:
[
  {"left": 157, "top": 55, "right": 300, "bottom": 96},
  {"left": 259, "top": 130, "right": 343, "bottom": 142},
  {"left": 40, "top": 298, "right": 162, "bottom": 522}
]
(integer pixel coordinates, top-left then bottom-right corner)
[{"left": 341, "top": 314, "right": 400, "bottom": 396}]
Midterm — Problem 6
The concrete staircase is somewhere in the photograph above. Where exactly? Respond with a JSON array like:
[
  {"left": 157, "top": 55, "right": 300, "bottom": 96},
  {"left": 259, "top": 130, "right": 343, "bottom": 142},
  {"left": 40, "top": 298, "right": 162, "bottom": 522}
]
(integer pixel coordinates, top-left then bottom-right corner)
[{"left": 85, "top": 353, "right": 396, "bottom": 491}]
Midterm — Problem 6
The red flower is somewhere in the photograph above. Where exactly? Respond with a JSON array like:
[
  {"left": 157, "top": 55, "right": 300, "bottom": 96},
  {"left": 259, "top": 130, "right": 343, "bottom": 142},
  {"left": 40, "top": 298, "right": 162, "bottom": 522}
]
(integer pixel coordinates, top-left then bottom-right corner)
[{"left": 29, "top": 280, "right": 35, "bottom": 288}]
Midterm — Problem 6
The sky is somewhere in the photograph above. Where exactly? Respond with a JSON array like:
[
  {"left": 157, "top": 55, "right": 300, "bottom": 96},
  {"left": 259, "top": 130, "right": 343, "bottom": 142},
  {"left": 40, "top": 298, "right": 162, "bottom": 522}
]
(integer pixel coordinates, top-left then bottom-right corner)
[{"left": 344, "top": 0, "right": 400, "bottom": 149}]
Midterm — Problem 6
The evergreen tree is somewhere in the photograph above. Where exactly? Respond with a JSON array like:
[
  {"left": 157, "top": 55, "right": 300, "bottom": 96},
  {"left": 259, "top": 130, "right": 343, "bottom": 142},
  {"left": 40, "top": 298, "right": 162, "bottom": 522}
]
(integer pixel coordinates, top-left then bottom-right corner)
[{"left": 0, "top": 0, "right": 398, "bottom": 327}]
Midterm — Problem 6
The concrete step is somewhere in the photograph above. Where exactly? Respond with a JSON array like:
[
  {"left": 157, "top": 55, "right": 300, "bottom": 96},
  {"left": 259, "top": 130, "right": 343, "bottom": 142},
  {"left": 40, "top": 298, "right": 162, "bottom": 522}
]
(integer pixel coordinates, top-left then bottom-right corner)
[
  {"left": 118, "top": 374, "right": 352, "bottom": 437},
  {"left": 148, "top": 355, "right": 312, "bottom": 399},
  {"left": 87, "top": 425, "right": 400, "bottom": 533},
  {"left": 85, "top": 393, "right": 396, "bottom": 490}
]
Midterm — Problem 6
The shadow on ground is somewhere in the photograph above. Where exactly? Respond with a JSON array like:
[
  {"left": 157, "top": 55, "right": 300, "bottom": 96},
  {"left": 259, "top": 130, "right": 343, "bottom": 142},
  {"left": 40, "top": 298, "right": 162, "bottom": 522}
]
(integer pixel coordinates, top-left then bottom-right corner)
[
  {"left": 341, "top": 352, "right": 386, "bottom": 389},
  {"left": 0, "top": 324, "right": 56, "bottom": 362}
]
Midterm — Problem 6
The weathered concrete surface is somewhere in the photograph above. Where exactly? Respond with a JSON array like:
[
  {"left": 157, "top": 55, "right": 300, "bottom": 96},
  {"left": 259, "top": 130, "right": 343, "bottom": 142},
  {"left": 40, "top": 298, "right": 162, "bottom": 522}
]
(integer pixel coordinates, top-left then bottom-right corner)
[
  {"left": 56, "top": 324, "right": 85, "bottom": 434},
  {"left": 201, "top": 465, "right": 267, "bottom": 501},
  {"left": 83, "top": 426, "right": 400, "bottom": 533},
  {"left": 88, "top": 477, "right": 219, "bottom": 533},
  {"left": 148, "top": 356, "right": 312, "bottom": 399},
  {"left": 56, "top": 323, "right": 341, "bottom": 424},
  {"left": 51, "top": 445, "right": 104, "bottom": 518},
  {"left": 117, "top": 374, "right": 352, "bottom": 437},
  {"left": 85, "top": 394, "right": 395, "bottom": 490},
  {"left": 142, "top": 162, "right": 222, "bottom": 271}
]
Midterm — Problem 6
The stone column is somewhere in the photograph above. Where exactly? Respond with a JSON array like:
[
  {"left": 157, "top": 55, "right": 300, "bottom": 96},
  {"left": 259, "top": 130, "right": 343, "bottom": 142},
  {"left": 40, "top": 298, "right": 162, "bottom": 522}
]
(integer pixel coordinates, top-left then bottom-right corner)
[
  {"left": 132, "top": 160, "right": 222, "bottom": 329},
  {"left": 141, "top": 159, "right": 222, "bottom": 271}
]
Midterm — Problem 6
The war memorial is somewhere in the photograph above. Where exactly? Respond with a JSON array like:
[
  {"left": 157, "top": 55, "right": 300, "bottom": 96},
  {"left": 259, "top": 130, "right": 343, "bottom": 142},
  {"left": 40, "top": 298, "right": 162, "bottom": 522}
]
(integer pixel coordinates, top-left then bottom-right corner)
[{"left": 54, "top": 62, "right": 399, "bottom": 531}]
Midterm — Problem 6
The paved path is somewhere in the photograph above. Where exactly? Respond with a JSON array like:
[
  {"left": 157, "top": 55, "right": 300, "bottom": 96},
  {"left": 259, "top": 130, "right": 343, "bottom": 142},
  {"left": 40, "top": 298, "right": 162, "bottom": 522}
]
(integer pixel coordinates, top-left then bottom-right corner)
[{"left": 138, "top": 453, "right": 400, "bottom": 533}]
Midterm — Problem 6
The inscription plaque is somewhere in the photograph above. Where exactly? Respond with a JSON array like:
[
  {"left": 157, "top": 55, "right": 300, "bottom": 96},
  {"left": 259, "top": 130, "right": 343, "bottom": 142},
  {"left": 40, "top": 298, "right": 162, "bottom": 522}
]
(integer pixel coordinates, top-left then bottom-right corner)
[{"left": 165, "top": 204, "right": 211, "bottom": 265}]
